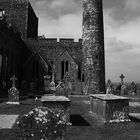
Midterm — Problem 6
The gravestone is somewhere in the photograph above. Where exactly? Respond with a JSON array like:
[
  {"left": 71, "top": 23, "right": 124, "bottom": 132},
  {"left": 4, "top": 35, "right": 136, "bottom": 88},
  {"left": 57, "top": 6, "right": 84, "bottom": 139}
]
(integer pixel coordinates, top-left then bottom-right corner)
[
  {"left": 7, "top": 75, "right": 19, "bottom": 104},
  {"left": 41, "top": 95, "right": 71, "bottom": 122}
]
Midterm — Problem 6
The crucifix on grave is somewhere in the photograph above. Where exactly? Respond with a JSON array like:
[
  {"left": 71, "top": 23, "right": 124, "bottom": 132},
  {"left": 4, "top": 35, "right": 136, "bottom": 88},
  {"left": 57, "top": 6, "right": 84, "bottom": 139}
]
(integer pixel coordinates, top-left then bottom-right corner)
[
  {"left": 120, "top": 74, "right": 125, "bottom": 85},
  {"left": 10, "top": 75, "right": 18, "bottom": 87}
]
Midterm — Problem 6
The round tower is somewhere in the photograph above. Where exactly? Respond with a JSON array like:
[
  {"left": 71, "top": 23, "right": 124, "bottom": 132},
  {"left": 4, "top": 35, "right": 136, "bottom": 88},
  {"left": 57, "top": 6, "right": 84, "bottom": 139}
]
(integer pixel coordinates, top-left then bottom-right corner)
[{"left": 82, "top": 0, "right": 105, "bottom": 94}]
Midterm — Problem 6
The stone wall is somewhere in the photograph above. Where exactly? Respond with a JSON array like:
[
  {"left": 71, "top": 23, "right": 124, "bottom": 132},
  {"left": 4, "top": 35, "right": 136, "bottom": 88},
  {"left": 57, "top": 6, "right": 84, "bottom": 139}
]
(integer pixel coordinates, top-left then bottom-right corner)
[
  {"left": 27, "top": 2, "right": 38, "bottom": 38},
  {"left": 0, "top": 18, "right": 31, "bottom": 96},
  {"left": 0, "top": 0, "right": 38, "bottom": 39}
]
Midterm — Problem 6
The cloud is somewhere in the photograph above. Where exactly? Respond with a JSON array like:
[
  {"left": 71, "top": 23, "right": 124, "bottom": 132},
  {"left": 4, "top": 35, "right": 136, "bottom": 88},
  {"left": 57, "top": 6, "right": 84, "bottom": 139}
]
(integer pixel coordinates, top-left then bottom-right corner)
[
  {"left": 125, "top": 0, "right": 140, "bottom": 11},
  {"left": 38, "top": 12, "right": 82, "bottom": 39},
  {"left": 105, "top": 37, "right": 133, "bottom": 53},
  {"left": 34, "top": 0, "right": 82, "bottom": 19}
]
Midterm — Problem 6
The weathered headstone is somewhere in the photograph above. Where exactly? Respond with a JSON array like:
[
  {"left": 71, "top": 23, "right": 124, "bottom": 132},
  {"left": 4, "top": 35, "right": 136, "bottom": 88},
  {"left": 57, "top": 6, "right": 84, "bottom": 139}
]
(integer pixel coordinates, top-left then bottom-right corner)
[
  {"left": 130, "top": 82, "right": 137, "bottom": 95},
  {"left": 7, "top": 75, "right": 19, "bottom": 104}
]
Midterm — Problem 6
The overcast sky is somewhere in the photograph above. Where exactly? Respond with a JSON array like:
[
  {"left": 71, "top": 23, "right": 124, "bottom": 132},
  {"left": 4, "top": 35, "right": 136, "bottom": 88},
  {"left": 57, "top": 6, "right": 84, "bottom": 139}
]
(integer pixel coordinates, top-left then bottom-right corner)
[{"left": 30, "top": 0, "right": 140, "bottom": 82}]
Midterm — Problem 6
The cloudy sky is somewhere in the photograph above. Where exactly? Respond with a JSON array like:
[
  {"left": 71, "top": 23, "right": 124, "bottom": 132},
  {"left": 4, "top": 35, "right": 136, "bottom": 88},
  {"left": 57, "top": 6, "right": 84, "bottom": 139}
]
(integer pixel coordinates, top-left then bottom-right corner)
[{"left": 30, "top": 0, "right": 140, "bottom": 82}]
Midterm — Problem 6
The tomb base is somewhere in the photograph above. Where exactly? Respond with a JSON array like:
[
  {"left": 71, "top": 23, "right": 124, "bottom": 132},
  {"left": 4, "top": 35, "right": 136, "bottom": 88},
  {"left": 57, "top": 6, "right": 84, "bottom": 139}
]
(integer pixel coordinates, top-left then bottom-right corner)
[
  {"left": 90, "top": 94, "right": 130, "bottom": 123},
  {"left": 41, "top": 95, "right": 71, "bottom": 122}
]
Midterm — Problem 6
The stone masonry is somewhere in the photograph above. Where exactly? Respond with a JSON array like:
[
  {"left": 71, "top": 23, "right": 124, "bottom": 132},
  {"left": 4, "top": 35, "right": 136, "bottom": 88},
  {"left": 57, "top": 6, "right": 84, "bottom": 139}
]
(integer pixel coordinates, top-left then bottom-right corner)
[
  {"left": 82, "top": 0, "right": 105, "bottom": 94},
  {"left": 0, "top": 0, "right": 38, "bottom": 39}
]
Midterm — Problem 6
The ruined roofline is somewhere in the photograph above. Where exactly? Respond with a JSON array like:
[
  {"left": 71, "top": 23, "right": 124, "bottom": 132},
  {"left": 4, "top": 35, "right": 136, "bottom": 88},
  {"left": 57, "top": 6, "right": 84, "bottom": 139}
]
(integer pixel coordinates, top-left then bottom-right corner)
[
  {"left": 0, "top": 0, "right": 28, "bottom": 3},
  {"left": 26, "top": 38, "right": 82, "bottom": 43}
]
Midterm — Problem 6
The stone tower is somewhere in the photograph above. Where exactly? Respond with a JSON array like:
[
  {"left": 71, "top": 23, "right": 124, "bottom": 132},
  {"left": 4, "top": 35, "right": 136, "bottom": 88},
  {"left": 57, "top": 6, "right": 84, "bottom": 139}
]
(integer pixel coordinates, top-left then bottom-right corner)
[{"left": 82, "top": 0, "right": 105, "bottom": 94}]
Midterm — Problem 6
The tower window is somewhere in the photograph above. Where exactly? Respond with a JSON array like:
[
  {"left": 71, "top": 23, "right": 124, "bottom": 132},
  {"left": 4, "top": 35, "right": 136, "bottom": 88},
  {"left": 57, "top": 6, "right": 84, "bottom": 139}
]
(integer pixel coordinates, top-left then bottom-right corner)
[
  {"left": 82, "top": 73, "right": 85, "bottom": 82},
  {"left": 61, "top": 61, "right": 64, "bottom": 80},
  {"left": 0, "top": 10, "right": 5, "bottom": 19},
  {"left": 66, "top": 61, "right": 69, "bottom": 72}
]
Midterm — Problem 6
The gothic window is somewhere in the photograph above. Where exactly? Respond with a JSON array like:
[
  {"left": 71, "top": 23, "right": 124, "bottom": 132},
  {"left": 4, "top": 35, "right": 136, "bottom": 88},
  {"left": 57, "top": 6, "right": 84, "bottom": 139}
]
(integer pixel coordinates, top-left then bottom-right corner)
[
  {"left": 32, "top": 61, "right": 39, "bottom": 79},
  {"left": 32, "top": 62, "right": 35, "bottom": 78},
  {"left": 78, "top": 67, "right": 81, "bottom": 81},
  {"left": 51, "top": 61, "right": 54, "bottom": 65},
  {"left": 66, "top": 61, "right": 69, "bottom": 72},
  {"left": 61, "top": 61, "right": 64, "bottom": 80},
  {"left": 0, "top": 10, "right": 5, "bottom": 19},
  {"left": 82, "top": 73, "right": 85, "bottom": 82},
  {"left": 5, "top": 56, "right": 8, "bottom": 75},
  {"left": 0, "top": 54, "right": 2, "bottom": 73},
  {"left": 36, "top": 61, "right": 39, "bottom": 78}
]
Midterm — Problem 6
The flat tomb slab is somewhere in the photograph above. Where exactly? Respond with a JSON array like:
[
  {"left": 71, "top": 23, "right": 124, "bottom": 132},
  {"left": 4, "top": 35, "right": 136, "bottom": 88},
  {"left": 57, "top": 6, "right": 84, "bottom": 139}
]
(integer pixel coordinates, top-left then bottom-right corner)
[
  {"left": 129, "top": 113, "right": 140, "bottom": 120},
  {"left": 90, "top": 94, "right": 130, "bottom": 123},
  {"left": 91, "top": 94, "right": 129, "bottom": 100},
  {"left": 41, "top": 95, "right": 71, "bottom": 122},
  {"left": 0, "top": 115, "right": 19, "bottom": 129},
  {"left": 41, "top": 95, "right": 71, "bottom": 108},
  {"left": 41, "top": 95, "right": 70, "bottom": 102}
]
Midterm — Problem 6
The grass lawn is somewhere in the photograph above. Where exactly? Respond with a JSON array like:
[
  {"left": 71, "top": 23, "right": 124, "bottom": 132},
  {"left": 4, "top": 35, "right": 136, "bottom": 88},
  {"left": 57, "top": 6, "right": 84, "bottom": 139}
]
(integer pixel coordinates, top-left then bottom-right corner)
[{"left": 0, "top": 95, "right": 140, "bottom": 140}]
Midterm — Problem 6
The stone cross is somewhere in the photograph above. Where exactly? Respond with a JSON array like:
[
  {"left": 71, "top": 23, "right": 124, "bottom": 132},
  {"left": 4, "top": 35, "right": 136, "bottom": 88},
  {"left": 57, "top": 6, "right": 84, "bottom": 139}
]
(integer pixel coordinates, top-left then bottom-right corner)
[
  {"left": 51, "top": 65, "right": 56, "bottom": 83},
  {"left": 10, "top": 75, "right": 17, "bottom": 87},
  {"left": 120, "top": 74, "right": 125, "bottom": 85},
  {"left": 49, "top": 65, "right": 56, "bottom": 91}
]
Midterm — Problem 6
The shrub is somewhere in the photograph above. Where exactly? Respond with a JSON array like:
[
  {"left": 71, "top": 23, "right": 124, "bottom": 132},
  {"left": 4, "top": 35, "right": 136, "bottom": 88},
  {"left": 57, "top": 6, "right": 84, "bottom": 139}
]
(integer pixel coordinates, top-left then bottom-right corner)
[{"left": 15, "top": 107, "right": 71, "bottom": 140}]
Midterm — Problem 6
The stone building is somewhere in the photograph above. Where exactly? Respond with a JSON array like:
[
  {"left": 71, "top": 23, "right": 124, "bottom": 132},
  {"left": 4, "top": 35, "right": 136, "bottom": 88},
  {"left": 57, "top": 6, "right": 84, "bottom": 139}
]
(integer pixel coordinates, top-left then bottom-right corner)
[
  {"left": 0, "top": 0, "right": 106, "bottom": 96},
  {"left": 0, "top": 17, "right": 32, "bottom": 97},
  {"left": 0, "top": 0, "right": 39, "bottom": 97},
  {"left": 25, "top": 38, "right": 83, "bottom": 94},
  {"left": 0, "top": 0, "right": 38, "bottom": 39}
]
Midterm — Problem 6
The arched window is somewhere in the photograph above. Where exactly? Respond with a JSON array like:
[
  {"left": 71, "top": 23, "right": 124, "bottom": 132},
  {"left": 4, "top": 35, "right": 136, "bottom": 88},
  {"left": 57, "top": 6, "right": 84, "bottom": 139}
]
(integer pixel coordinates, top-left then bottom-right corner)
[
  {"left": 32, "top": 62, "right": 35, "bottom": 78},
  {"left": 32, "top": 61, "right": 39, "bottom": 79},
  {"left": 36, "top": 61, "right": 39, "bottom": 78},
  {"left": 0, "top": 10, "right": 5, "bottom": 19},
  {"left": 82, "top": 73, "right": 85, "bottom": 82},
  {"left": 0, "top": 54, "right": 2, "bottom": 73},
  {"left": 78, "top": 67, "right": 81, "bottom": 81},
  {"left": 61, "top": 61, "right": 64, "bottom": 80},
  {"left": 66, "top": 61, "right": 69, "bottom": 72}
]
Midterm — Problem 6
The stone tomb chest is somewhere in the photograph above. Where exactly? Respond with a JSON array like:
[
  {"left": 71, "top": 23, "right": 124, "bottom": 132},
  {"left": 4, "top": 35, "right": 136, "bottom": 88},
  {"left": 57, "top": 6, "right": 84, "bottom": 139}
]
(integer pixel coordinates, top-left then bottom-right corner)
[
  {"left": 90, "top": 94, "right": 130, "bottom": 123},
  {"left": 41, "top": 95, "right": 71, "bottom": 122}
]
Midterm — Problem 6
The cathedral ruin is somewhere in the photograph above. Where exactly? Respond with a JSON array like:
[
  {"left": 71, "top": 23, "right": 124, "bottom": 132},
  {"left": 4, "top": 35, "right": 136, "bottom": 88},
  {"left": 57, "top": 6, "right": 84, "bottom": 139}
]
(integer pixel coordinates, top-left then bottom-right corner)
[{"left": 0, "top": 0, "right": 105, "bottom": 96}]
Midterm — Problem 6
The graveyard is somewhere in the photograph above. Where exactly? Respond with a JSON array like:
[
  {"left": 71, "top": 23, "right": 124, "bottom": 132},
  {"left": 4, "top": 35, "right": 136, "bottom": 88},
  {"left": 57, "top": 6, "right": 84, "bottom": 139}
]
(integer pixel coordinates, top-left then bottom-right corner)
[
  {"left": 0, "top": 0, "right": 140, "bottom": 139},
  {"left": 0, "top": 91, "right": 140, "bottom": 140}
]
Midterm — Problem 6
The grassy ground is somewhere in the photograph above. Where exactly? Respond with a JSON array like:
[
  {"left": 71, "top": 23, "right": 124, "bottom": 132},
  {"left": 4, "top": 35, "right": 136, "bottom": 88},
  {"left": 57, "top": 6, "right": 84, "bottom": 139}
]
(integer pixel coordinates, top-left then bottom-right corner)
[{"left": 0, "top": 94, "right": 140, "bottom": 140}]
